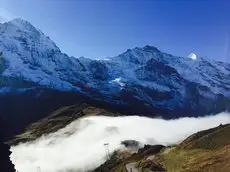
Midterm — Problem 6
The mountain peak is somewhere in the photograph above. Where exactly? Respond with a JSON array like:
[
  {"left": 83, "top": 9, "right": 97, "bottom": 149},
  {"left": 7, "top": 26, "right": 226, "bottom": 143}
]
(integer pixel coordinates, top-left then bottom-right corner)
[
  {"left": 9, "top": 18, "right": 33, "bottom": 28},
  {"left": 125, "top": 45, "right": 161, "bottom": 54},
  {"left": 142, "top": 45, "right": 161, "bottom": 53},
  {"left": 10, "top": 17, "right": 28, "bottom": 23},
  {"left": 0, "top": 17, "right": 60, "bottom": 52},
  {"left": 115, "top": 45, "right": 164, "bottom": 65},
  {"left": 6, "top": 18, "right": 45, "bottom": 37}
]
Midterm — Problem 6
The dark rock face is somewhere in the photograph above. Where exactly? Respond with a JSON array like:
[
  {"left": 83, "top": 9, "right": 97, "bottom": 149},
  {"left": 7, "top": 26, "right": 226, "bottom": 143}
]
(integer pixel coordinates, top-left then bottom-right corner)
[
  {"left": 93, "top": 150, "right": 131, "bottom": 172},
  {"left": 138, "top": 160, "right": 166, "bottom": 172},
  {"left": 89, "top": 61, "right": 109, "bottom": 80},
  {"left": 145, "top": 58, "right": 178, "bottom": 75},
  {"left": 0, "top": 142, "right": 15, "bottom": 172},
  {"left": 0, "top": 88, "right": 87, "bottom": 141},
  {"left": 0, "top": 116, "right": 15, "bottom": 172},
  {"left": 143, "top": 45, "right": 161, "bottom": 53},
  {"left": 137, "top": 145, "right": 165, "bottom": 157}
]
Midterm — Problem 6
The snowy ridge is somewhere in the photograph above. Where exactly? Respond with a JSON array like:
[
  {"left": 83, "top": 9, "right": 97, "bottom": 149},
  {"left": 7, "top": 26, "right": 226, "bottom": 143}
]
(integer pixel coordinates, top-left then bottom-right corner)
[{"left": 0, "top": 18, "right": 230, "bottom": 115}]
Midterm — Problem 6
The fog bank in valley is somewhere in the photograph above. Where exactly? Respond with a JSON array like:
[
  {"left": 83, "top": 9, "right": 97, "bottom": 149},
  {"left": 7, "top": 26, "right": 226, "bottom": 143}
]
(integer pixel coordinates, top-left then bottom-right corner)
[{"left": 11, "top": 112, "right": 230, "bottom": 172}]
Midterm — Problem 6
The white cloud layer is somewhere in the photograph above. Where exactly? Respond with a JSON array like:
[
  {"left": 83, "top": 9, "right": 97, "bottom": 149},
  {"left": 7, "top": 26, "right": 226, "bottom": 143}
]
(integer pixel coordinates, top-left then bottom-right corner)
[{"left": 11, "top": 112, "right": 230, "bottom": 172}]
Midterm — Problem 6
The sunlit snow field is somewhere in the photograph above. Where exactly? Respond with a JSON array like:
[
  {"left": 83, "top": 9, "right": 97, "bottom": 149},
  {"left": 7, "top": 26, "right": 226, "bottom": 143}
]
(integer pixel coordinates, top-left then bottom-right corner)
[{"left": 11, "top": 112, "right": 230, "bottom": 172}]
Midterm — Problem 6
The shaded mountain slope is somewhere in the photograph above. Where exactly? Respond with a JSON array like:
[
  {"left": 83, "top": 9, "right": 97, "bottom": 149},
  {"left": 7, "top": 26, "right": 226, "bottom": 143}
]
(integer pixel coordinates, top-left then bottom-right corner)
[
  {"left": 7, "top": 104, "right": 118, "bottom": 145},
  {"left": 0, "top": 115, "right": 15, "bottom": 172}
]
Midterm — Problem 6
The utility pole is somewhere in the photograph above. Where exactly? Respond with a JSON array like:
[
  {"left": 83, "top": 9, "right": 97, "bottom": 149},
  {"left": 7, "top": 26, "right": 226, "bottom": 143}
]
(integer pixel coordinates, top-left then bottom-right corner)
[{"left": 104, "top": 143, "right": 110, "bottom": 160}]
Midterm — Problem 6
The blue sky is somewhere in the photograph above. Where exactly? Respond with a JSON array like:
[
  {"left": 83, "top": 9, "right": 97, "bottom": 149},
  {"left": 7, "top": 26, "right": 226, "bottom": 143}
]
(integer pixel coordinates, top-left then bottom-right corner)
[{"left": 0, "top": 0, "right": 230, "bottom": 62}]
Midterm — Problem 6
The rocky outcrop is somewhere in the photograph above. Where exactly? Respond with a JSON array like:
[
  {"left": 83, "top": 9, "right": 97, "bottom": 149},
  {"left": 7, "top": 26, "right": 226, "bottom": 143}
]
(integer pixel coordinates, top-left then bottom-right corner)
[
  {"left": 137, "top": 160, "right": 166, "bottom": 172},
  {"left": 94, "top": 144, "right": 165, "bottom": 172},
  {"left": 121, "top": 140, "right": 140, "bottom": 148}
]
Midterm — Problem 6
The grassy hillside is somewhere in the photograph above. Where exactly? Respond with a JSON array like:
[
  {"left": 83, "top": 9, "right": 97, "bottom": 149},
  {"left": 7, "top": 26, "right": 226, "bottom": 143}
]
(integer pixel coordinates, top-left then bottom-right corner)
[
  {"left": 149, "top": 145, "right": 230, "bottom": 172},
  {"left": 180, "top": 124, "right": 230, "bottom": 149},
  {"left": 95, "top": 124, "right": 230, "bottom": 172},
  {"left": 7, "top": 104, "right": 113, "bottom": 145}
]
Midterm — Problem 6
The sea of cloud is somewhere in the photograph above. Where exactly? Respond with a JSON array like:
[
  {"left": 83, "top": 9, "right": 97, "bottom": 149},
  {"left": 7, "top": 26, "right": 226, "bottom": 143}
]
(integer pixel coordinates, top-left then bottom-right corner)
[{"left": 10, "top": 112, "right": 230, "bottom": 172}]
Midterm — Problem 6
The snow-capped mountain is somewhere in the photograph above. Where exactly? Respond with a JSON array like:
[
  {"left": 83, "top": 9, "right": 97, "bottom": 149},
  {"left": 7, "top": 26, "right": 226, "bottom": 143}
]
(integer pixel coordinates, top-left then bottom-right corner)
[{"left": 1, "top": 18, "right": 230, "bottom": 117}]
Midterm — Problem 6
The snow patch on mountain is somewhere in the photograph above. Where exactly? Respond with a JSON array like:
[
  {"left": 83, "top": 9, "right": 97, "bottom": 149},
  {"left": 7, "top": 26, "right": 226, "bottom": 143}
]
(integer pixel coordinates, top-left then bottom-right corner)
[
  {"left": 188, "top": 53, "right": 197, "bottom": 60},
  {"left": 110, "top": 77, "right": 126, "bottom": 87}
]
